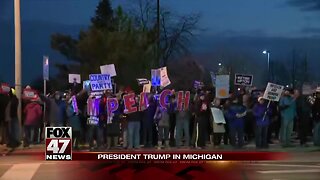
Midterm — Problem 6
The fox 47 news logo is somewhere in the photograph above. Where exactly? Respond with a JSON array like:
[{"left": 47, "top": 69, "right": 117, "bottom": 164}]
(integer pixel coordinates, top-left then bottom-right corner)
[{"left": 45, "top": 127, "right": 72, "bottom": 161}]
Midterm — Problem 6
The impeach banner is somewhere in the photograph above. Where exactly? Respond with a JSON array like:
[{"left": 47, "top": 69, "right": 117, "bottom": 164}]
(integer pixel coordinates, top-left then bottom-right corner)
[
  {"left": 89, "top": 74, "right": 112, "bottom": 91},
  {"left": 263, "top": 83, "right": 284, "bottom": 102}
]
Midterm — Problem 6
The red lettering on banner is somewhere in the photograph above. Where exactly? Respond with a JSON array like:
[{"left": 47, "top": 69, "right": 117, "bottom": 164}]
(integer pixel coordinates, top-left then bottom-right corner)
[
  {"left": 107, "top": 98, "right": 119, "bottom": 114},
  {"left": 177, "top": 91, "right": 190, "bottom": 111},
  {"left": 123, "top": 93, "right": 137, "bottom": 113},
  {"left": 159, "top": 89, "right": 172, "bottom": 108},
  {"left": 139, "top": 92, "right": 148, "bottom": 111}
]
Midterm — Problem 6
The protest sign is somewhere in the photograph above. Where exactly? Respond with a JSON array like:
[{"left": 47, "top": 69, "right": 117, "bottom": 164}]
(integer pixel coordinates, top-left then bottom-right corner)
[
  {"left": 151, "top": 69, "right": 161, "bottom": 86},
  {"left": 0, "top": 83, "right": 10, "bottom": 94},
  {"left": 83, "top": 80, "right": 91, "bottom": 91},
  {"left": 107, "top": 98, "right": 119, "bottom": 114},
  {"left": 234, "top": 74, "right": 253, "bottom": 86},
  {"left": 263, "top": 83, "right": 284, "bottom": 102},
  {"left": 69, "top": 74, "right": 81, "bottom": 84},
  {"left": 194, "top": 81, "right": 204, "bottom": 89},
  {"left": 302, "top": 83, "right": 317, "bottom": 95},
  {"left": 139, "top": 92, "right": 148, "bottom": 111},
  {"left": 23, "top": 88, "right": 39, "bottom": 101},
  {"left": 210, "top": 107, "right": 226, "bottom": 124},
  {"left": 215, "top": 75, "right": 230, "bottom": 99},
  {"left": 177, "top": 91, "right": 190, "bottom": 111},
  {"left": 89, "top": 74, "right": 112, "bottom": 91},
  {"left": 159, "top": 89, "right": 172, "bottom": 108},
  {"left": 100, "top": 64, "right": 117, "bottom": 77},
  {"left": 143, "top": 81, "right": 151, "bottom": 93},
  {"left": 137, "top": 78, "right": 149, "bottom": 86},
  {"left": 210, "top": 71, "right": 216, "bottom": 86},
  {"left": 160, "top": 67, "right": 171, "bottom": 87},
  {"left": 123, "top": 93, "right": 137, "bottom": 114}
]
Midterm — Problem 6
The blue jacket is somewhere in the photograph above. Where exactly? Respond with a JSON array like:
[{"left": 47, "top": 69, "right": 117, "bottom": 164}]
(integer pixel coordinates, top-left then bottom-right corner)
[
  {"left": 225, "top": 103, "right": 246, "bottom": 127},
  {"left": 66, "top": 105, "right": 81, "bottom": 131},
  {"left": 253, "top": 103, "right": 271, "bottom": 127},
  {"left": 279, "top": 96, "right": 296, "bottom": 121}
]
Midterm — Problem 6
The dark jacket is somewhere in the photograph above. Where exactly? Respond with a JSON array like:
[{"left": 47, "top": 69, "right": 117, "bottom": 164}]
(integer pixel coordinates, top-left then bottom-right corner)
[
  {"left": 10, "top": 96, "right": 19, "bottom": 119},
  {"left": 312, "top": 98, "right": 320, "bottom": 122},
  {"left": 127, "top": 104, "right": 142, "bottom": 122},
  {"left": 253, "top": 103, "right": 271, "bottom": 127},
  {"left": 225, "top": 103, "right": 247, "bottom": 127}
]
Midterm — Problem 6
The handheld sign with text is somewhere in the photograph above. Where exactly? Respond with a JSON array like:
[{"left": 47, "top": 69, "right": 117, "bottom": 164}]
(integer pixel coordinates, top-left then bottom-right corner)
[
  {"left": 45, "top": 127, "right": 72, "bottom": 161},
  {"left": 100, "top": 64, "right": 117, "bottom": 77},
  {"left": 89, "top": 74, "right": 112, "bottom": 91},
  {"left": 234, "top": 74, "right": 253, "bottom": 86},
  {"left": 263, "top": 83, "right": 284, "bottom": 102},
  {"left": 151, "top": 69, "right": 161, "bottom": 86},
  {"left": 215, "top": 75, "right": 230, "bottom": 99},
  {"left": 69, "top": 74, "right": 81, "bottom": 84}
]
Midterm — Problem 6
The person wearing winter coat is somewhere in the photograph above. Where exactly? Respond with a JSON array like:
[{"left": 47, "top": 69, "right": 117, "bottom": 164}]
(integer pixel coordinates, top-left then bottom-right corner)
[
  {"left": 210, "top": 98, "right": 226, "bottom": 148},
  {"left": 6, "top": 90, "right": 21, "bottom": 149},
  {"left": 175, "top": 101, "right": 191, "bottom": 148},
  {"left": 253, "top": 97, "right": 272, "bottom": 149},
  {"left": 126, "top": 96, "right": 142, "bottom": 149},
  {"left": 194, "top": 93, "right": 210, "bottom": 149},
  {"left": 279, "top": 89, "right": 297, "bottom": 147},
  {"left": 154, "top": 104, "right": 170, "bottom": 149},
  {"left": 225, "top": 97, "right": 247, "bottom": 148},
  {"left": 142, "top": 94, "right": 157, "bottom": 148},
  {"left": 49, "top": 92, "right": 66, "bottom": 127},
  {"left": 23, "top": 100, "right": 42, "bottom": 147},
  {"left": 312, "top": 88, "right": 320, "bottom": 146},
  {"left": 66, "top": 97, "right": 82, "bottom": 150}
]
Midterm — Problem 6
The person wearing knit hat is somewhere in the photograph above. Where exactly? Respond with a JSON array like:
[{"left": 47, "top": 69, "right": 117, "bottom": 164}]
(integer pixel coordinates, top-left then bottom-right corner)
[
  {"left": 279, "top": 88, "right": 297, "bottom": 147},
  {"left": 225, "top": 95, "right": 247, "bottom": 149}
]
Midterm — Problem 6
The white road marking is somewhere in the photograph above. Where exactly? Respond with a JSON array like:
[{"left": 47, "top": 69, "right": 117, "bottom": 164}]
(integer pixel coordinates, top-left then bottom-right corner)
[
  {"left": 257, "top": 169, "right": 320, "bottom": 174},
  {"left": 0, "top": 163, "right": 41, "bottom": 180},
  {"left": 247, "top": 163, "right": 320, "bottom": 168}
]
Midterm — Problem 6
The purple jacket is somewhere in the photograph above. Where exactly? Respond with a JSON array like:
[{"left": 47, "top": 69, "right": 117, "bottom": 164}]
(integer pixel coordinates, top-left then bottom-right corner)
[{"left": 253, "top": 103, "right": 272, "bottom": 127}]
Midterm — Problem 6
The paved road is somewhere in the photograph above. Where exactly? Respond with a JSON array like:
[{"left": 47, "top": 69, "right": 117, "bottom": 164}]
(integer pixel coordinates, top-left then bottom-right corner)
[{"left": 0, "top": 144, "right": 319, "bottom": 180}]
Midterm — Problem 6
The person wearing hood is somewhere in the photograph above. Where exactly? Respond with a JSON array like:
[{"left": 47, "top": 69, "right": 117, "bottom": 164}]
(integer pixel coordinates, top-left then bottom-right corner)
[
  {"left": 66, "top": 95, "right": 82, "bottom": 150},
  {"left": 225, "top": 96, "right": 247, "bottom": 148},
  {"left": 311, "top": 88, "right": 320, "bottom": 146},
  {"left": 194, "top": 93, "right": 210, "bottom": 149},
  {"left": 23, "top": 99, "right": 42, "bottom": 148},
  {"left": 126, "top": 95, "right": 142, "bottom": 149},
  {"left": 6, "top": 90, "right": 21, "bottom": 149},
  {"left": 49, "top": 92, "right": 66, "bottom": 127},
  {"left": 253, "top": 97, "right": 272, "bottom": 149},
  {"left": 279, "top": 89, "right": 297, "bottom": 147}
]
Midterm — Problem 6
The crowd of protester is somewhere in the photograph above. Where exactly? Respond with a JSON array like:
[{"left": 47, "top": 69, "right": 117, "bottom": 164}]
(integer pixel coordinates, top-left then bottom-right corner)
[{"left": 1, "top": 84, "right": 320, "bottom": 151}]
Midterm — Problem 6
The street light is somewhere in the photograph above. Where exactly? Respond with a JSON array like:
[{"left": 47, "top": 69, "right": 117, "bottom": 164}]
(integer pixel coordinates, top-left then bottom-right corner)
[
  {"left": 14, "top": 0, "right": 22, "bottom": 139},
  {"left": 218, "top": 63, "right": 222, "bottom": 66},
  {"left": 263, "top": 50, "right": 270, "bottom": 81}
]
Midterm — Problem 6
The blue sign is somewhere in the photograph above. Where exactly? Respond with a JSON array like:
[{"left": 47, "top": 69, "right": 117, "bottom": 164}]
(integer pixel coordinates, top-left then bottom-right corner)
[
  {"left": 151, "top": 69, "right": 160, "bottom": 86},
  {"left": 89, "top": 74, "right": 112, "bottom": 91}
]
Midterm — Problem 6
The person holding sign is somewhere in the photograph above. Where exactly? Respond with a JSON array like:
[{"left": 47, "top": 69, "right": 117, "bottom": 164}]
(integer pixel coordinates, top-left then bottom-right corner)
[
  {"left": 126, "top": 95, "right": 142, "bottom": 150},
  {"left": 225, "top": 96, "right": 247, "bottom": 148},
  {"left": 194, "top": 93, "right": 210, "bottom": 149},
  {"left": 279, "top": 89, "right": 297, "bottom": 147},
  {"left": 210, "top": 98, "right": 226, "bottom": 148},
  {"left": 66, "top": 95, "right": 82, "bottom": 150},
  {"left": 253, "top": 97, "right": 272, "bottom": 149}
]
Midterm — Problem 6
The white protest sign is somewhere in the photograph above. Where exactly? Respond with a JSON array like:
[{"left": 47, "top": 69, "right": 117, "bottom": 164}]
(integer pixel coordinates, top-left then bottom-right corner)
[
  {"left": 69, "top": 74, "right": 81, "bottom": 84},
  {"left": 143, "top": 81, "right": 151, "bottom": 93},
  {"left": 160, "top": 67, "right": 171, "bottom": 87},
  {"left": 210, "top": 107, "right": 226, "bottom": 124},
  {"left": 100, "top": 64, "right": 117, "bottom": 77},
  {"left": 43, "top": 56, "right": 49, "bottom": 80},
  {"left": 89, "top": 74, "right": 112, "bottom": 91},
  {"left": 215, "top": 75, "right": 230, "bottom": 99},
  {"left": 302, "top": 83, "right": 317, "bottom": 95},
  {"left": 263, "top": 82, "right": 284, "bottom": 102}
]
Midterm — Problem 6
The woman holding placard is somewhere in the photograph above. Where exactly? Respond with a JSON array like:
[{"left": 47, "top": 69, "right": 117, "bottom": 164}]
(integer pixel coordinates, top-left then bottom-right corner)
[{"left": 210, "top": 98, "right": 226, "bottom": 148}]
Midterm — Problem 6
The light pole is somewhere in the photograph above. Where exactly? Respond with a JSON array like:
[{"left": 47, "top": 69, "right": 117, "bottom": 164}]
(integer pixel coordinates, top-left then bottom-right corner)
[
  {"left": 14, "top": 0, "right": 22, "bottom": 138},
  {"left": 263, "top": 50, "right": 270, "bottom": 81}
]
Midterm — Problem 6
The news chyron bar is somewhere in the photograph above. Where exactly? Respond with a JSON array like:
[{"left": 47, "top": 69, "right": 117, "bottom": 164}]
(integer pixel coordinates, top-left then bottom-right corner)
[{"left": 45, "top": 127, "right": 72, "bottom": 161}]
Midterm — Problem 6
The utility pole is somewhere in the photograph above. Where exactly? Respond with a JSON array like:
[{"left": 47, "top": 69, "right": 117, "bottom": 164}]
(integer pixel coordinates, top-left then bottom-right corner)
[
  {"left": 157, "top": 0, "right": 161, "bottom": 66},
  {"left": 14, "top": 0, "right": 22, "bottom": 138},
  {"left": 292, "top": 49, "right": 296, "bottom": 89}
]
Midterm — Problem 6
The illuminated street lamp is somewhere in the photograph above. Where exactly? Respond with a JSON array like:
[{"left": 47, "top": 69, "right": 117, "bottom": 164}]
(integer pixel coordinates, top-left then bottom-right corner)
[{"left": 263, "top": 50, "right": 270, "bottom": 81}]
